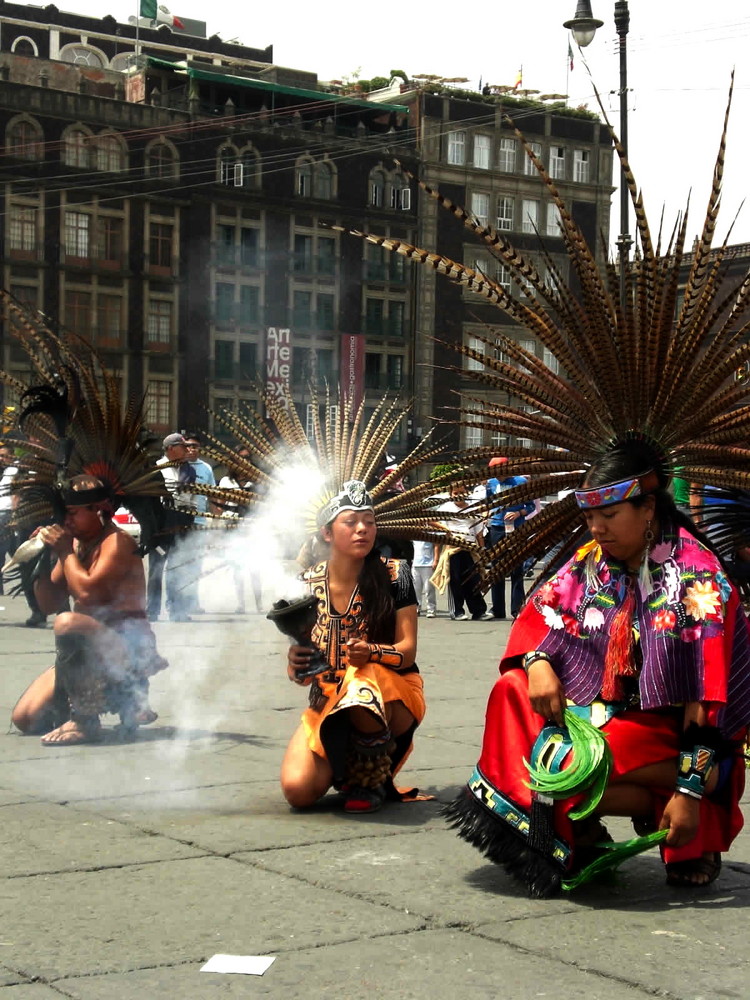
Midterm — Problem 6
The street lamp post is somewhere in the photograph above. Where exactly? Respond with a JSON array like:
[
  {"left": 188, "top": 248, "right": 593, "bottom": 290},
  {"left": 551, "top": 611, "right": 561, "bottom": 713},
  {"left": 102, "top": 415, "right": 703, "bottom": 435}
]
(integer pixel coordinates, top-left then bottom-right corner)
[{"left": 564, "top": 0, "right": 632, "bottom": 305}]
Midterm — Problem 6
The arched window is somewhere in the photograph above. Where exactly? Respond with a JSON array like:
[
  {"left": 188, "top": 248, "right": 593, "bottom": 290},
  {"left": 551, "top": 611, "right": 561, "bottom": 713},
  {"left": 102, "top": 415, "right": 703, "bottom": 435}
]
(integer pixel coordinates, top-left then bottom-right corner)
[
  {"left": 296, "top": 158, "right": 313, "bottom": 197},
  {"left": 11, "top": 36, "right": 38, "bottom": 57},
  {"left": 314, "top": 160, "right": 334, "bottom": 200},
  {"left": 368, "top": 167, "right": 386, "bottom": 208},
  {"left": 239, "top": 145, "right": 261, "bottom": 189},
  {"left": 146, "top": 138, "right": 179, "bottom": 179},
  {"left": 62, "top": 126, "right": 93, "bottom": 169},
  {"left": 6, "top": 117, "right": 43, "bottom": 160},
  {"left": 110, "top": 52, "right": 137, "bottom": 72},
  {"left": 218, "top": 144, "right": 239, "bottom": 186},
  {"left": 389, "top": 169, "right": 411, "bottom": 211},
  {"left": 59, "top": 43, "right": 106, "bottom": 68},
  {"left": 95, "top": 132, "right": 126, "bottom": 172}
]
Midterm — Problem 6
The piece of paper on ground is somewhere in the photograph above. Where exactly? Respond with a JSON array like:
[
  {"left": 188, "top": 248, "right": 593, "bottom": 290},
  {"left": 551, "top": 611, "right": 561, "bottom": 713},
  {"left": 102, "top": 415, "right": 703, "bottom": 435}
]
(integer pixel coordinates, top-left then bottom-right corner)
[{"left": 200, "top": 954, "right": 276, "bottom": 975}]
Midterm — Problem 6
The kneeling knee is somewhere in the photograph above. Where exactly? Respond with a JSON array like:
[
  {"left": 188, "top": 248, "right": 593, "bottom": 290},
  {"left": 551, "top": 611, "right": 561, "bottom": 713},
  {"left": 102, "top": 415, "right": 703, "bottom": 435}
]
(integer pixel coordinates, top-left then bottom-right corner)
[{"left": 280, "top": 776, "right": 321, "bottom": 810}]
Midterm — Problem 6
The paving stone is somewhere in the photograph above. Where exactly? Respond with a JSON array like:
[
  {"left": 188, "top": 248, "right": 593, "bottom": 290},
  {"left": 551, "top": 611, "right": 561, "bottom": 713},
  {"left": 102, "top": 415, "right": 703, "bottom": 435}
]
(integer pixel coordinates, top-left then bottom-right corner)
[
  {"left": 1, "top": 856, "right": 421, "bottom": 981},
  {"left": 0, "top": 801, "right": 205, "bottom": 877},
  {"left": 54, "top": 929, "right": 654, "bottom": 1000}
]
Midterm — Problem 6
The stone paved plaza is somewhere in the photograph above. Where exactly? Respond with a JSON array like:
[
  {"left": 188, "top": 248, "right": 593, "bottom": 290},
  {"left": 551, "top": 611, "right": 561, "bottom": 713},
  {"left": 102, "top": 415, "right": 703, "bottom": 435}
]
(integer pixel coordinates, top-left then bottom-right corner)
[{"left": 1, "top": 567, "right": 749, "bottom": 999}]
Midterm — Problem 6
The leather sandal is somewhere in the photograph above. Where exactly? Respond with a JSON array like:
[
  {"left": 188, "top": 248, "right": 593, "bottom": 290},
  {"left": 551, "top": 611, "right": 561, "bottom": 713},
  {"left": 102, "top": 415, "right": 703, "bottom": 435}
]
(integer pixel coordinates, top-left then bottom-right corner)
[{"left": 665, "top": 852, "right": 722, "bottom": 887}]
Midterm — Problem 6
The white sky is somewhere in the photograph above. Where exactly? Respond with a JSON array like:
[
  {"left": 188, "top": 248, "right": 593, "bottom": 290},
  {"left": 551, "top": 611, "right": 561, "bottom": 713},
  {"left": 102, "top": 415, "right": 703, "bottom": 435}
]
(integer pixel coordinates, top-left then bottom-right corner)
[{"left": 60, "top": 0, "right": 750, "bottom": 244}]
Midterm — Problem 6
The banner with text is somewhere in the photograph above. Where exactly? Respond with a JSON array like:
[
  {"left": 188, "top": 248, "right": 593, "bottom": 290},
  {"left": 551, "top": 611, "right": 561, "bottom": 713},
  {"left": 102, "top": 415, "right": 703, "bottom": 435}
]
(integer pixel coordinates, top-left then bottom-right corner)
[
  {"left": 340, "top": 334, "right": 364, "bottom": 416},
  {"left": 265, "top": 327, "right": 291, "bottom": 414}
]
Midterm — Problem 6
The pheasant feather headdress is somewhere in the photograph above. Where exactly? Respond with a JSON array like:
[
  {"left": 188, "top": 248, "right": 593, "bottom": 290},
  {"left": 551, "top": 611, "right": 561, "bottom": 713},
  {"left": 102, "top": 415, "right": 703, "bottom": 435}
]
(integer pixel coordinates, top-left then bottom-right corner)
[
  {"left": 0, "top": 291, "right": 169, "bottom": 547},
  {"left": 338, "top": 81, "right": 750, "bottom": 577},
  {"left": 192, "top": 382, "right": 486, "bottom": 550}
]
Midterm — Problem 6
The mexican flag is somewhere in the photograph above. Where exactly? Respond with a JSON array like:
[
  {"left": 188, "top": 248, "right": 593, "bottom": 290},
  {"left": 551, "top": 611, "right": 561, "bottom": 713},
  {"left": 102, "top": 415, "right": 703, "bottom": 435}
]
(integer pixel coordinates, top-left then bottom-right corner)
[{"left": 140, "top": 0, "right": 184, "bottom": 29}]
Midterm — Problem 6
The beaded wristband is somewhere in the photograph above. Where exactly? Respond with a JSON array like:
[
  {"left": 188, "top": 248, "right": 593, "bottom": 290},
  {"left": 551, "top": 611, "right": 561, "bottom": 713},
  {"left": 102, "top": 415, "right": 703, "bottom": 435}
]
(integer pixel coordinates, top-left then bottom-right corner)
[{"left": 676, "top": 745, "right": 716, "bottom": 799}]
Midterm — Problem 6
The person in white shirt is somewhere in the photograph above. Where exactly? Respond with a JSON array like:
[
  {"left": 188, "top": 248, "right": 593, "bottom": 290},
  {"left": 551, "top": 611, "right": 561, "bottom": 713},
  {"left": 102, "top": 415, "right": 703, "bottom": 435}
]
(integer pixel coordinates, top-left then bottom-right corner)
[{"left": 411, "top": 540, "right": 437, "bottom": 617}]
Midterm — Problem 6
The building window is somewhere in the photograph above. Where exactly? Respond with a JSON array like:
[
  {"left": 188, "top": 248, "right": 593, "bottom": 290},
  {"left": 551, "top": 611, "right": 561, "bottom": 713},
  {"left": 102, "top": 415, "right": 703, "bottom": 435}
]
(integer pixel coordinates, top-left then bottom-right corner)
[
  {"left": 98, "top": 216, "right": 123, "bottom": 264},
  {"left": 471, "top": 192, "right": 489, "bottom": 227},
  {"left": 239, "top": 285, "right": 259, "bottom": 325},
  {"left": 59, "top": 43, "right": 105, "bottom": 67},
  {"left": 215, "top": 283, "right": 234, "bottom": 324},
  {"left": 574, "top": 149, "right": 590, "bottom": 183},
  {"left": 318, "top": 237, "right": 336, "bottom": 276},
  {"left": 314, "top": 161, "right": 334, "bottom": 199},
  {"left": 215, "top": 340, "right": 234, "bottom": 379},
  {"left": 147, "top": 140, "right": 178, "bottom": 179},
  {"left": 365, "top": 352, "right": 381, "bottom": 389},
  {"left": 6, "top": 118, "right": 43, "bottom": 160},
  {"left": 318, "top": 293, "right": 335, "bottom": 330},
  {"left": 521, "top": 199, "right": 540, "bottom": 234},
  {"left": 8, "top": 204, "right": 38, "bottom": 254},
  {"left": 145, "top": 380, "right": 172, "bottom": 428},
  {"left": 240, "top": 228, "right": 259, "bottom": 267},
  {"left": 64, "top": 211, "right": 90, "bottom": 258},
  {"left": 387, "top": 354, "right": 403, "bottom": 389},
  {"left": 96, "top": 133, "right": 126, "bottom": 172},
  {"left": 11, "top": 36, "right": 37, "bottom": 56},
  {"left": 524, "top": 141, "right": 542, "bottom": 176},
  {"left": 498, "top": 137, "right": 516, "bottom": 172},
  {"left": 64, "top": 290, "right": 93, "bottom": 338},
  {"left": 149, "top": 222, "right": 173, "bottom": 270},
  {"left": 550, "top": 145, "right": 566, "bottom": 180},
  {"left": 293, "top": 290, "right": 313, "bottom": 329},
  {"left": 239, "top": 342, "right": 256, "bottom": 376},
  {"left": 146, "top": 299, "right": 172, "bottom": 344},
  {"left": 543, "top": 347, "right": 560, "bottom": 374},
  {"left": 496, "top": 264, "right": 511, "bottom": 291},
  {"left": 546, "top": 203, "right": 563, "bottom": 237},
  {"left": 240, "top": 146, "right": 261, "bottom": 189},
  {"left": 296, "top": 160, "right": 313, "bottom": 197},
  {"left": 466, "top": 336, "right": 484, "bottom": 372},
  {"left": 293, "top": 234, "right": 314, "bottom": 274},
  {"left": 388, "top": 300, "right": 404, "bottom": 337},
  {"left": 369, "top": 168, "right": 386, "bottom": 207},
  {"left": 496, "top": 197, "right": 513, "bottom": 232},
  {"left": 63, "top": 128, "right": 92, "bottom": 169},
  {"left": 98, "top": 294, "right": 123, "bottom": 346},
  {"left": 365, "top": 298, "right": 384, "bottom": 336},
  {"left": 474, "top": 134, "right": 491, "bottom": 169},
  {"left": 447, "top": 130, "right": 466, "bottom": 165}
]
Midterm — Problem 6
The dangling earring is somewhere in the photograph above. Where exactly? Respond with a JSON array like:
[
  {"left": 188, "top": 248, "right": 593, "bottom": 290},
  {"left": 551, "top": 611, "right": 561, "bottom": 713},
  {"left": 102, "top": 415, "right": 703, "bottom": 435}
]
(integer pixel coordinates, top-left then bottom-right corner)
[{"left": 639, "top": 519, "right": 655, "bottom": 596}]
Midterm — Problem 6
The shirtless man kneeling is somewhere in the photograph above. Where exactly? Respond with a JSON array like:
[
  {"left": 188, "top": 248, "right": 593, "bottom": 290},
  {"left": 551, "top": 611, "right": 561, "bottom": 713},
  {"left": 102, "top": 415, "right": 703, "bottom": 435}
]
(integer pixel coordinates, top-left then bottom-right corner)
[{"left": 11, "top": 475, "right": 167, "bottom": 745}]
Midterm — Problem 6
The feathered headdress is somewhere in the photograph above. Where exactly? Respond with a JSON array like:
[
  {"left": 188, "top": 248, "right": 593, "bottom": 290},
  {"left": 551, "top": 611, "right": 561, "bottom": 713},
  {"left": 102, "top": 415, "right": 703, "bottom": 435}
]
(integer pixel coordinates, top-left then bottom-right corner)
[
  {"left": 337, "top": 81, "right": 750, "bottom": 579},
  {"left": 0, "top": 291, "right": 170, "bottom": 549},
  {"left": 189, "top": 382, "right": 487, "bottom": 552}
]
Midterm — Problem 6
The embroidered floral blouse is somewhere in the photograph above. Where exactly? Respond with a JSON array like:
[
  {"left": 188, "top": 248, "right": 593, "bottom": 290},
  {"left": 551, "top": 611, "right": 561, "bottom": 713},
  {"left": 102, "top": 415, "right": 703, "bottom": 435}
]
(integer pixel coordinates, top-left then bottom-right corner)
[{"left": 503, "top": 525, "right": 750, "bottom": 736}]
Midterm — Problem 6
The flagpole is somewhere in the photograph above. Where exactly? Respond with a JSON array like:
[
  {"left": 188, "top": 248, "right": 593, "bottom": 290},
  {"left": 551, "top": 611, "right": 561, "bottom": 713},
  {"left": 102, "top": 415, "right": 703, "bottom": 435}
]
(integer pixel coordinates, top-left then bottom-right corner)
[{"left": 135, "top": 0, "right": 140, "bottom": 63}]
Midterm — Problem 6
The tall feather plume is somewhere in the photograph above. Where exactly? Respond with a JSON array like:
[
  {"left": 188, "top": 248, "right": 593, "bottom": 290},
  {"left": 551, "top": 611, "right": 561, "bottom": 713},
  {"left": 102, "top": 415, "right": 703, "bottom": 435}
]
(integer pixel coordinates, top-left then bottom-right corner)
[
  {"left": 0, "top": 291, "right": 168, "bottom": 544},
  {"left": 189, "top": 382, "right": 488, "bottom": 549},
  {"left": 338, "top": 83, "right": 750, "bottom": 580}
]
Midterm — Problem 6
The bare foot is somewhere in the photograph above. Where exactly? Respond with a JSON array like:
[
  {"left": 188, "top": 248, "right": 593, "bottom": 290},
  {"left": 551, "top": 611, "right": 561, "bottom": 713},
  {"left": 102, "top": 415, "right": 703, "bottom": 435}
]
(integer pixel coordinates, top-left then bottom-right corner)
[
  {"left": 665, "top": 852, "right": 722, "bottom": 887},
  {"left": 40, "top": 719, "right": 102, "bottom": 746}
]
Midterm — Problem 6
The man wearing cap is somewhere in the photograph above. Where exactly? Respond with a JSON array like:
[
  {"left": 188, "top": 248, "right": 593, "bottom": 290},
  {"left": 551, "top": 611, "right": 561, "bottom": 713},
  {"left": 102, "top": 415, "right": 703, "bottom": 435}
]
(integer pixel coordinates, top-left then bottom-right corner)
[
  {"left": 486, "top": 457, "right": 535, "bottom": 619},
  {"left": 11, "top": 475, "right": 167, "bottom": 745},
  {"left": 147, "top": 432, "right": 196, "bottom": 621}
]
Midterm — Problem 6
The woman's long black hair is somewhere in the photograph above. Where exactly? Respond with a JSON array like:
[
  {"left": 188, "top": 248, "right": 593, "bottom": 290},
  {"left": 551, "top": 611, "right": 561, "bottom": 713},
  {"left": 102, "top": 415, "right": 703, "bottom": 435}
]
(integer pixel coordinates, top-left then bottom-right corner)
[{"left": 357, "top": 548, "right": 397, "bottom": 644}]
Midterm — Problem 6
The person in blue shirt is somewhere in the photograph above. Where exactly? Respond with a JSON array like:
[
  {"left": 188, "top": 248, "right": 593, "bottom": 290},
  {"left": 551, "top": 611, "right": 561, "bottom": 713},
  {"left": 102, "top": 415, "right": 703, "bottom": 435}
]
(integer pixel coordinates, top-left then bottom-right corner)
[{"left": 486, "top": 457, "right": 535, "bottom": 619}]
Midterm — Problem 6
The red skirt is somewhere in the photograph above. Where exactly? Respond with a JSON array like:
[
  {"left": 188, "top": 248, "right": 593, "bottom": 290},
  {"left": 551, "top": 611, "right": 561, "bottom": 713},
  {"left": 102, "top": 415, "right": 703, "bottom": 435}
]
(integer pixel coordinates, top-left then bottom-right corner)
[{"left": 445, "top": 669, "right": 745, "bottom": 895}]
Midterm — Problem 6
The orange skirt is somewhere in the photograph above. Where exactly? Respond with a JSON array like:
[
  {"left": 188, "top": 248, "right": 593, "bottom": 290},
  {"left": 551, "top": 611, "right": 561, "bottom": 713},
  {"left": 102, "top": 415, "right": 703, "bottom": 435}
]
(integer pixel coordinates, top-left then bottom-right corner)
[{"left": 301, "top": 661, "right": 425, "bottom": 780}]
